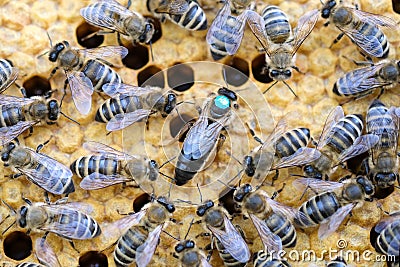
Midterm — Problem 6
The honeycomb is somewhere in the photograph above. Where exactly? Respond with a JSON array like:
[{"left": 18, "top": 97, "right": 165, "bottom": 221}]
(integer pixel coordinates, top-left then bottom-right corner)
[{"left": 0, "top": 0, "right": 400, "bottom": 266}]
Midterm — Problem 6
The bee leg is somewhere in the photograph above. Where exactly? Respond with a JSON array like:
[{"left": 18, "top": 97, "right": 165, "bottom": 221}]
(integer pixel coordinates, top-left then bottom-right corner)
[
  {"left": 68, "top": 240, "right": 80, "bottom": 253},
  {"left": 20, "top": 87, "right": 28, "bottom": 98},
  {"left": 36, "top": 138, "right": 52, "bottom": 153},
  {"left": 8, "top": 173, "right": 23, "bottom": 179},
  {"left": 377, "top": 88, "right": 385, "bottom": 99},
  {"left": 23, "top": 127, "right": 34, "bottom": 139},
  {"left": 330, "top": 32, "right": 345, "bottom": 48},
  {"left": 80, "top": 30, "right": 114, "bottom": 42},
  {"left": 172, "top": 253, "right": 179, "bottom": 259},
  {"left": 196, "top": 232, "right": 211, "bottom": 238},
  {"left": 48, "top": 67, "right": 59, "bottom": 81},
  {"left": 341, "top": 55, "right": 373, "bottom": 66},
  {"left": 126, "top": 0, "right": 132, "bottom": 9},
  {"left": 323, "top": 21, "right": 330, "bottom": 27},
  {"left": 21, "top": 196, "right": 32, "bottom": 206},
  {"left": 60, "top": 79, "right": 69, "bottom": 106},
  {"left": 291, "top": 65, "right": 304, "bottom": 74},
  {"left": 270, "top": 169, "right": 280, "bottom": 186},
  {"left": 205, "top": 243, "right": 214, "bottom": 261},
  {"left": 216, "top": 134, "right": 226, "bottom": 151},
  {"left": 271, "top": 183, "right": 286, "bottom": 200},
  {"left": 245, "top": 122, "right": 263, "bottom": 145}
]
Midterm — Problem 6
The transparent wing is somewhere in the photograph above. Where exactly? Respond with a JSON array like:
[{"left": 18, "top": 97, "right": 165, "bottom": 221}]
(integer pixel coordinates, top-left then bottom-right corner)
[
  {"left": 207, "top": 1, "right": 230, "bottom": 45},
  {"left": 154, "top": 0, "right": 189, "bottom": 15},
  {"left": 106, "top": 109, "right": 152, "bottom": 131},
  {"left": 201, "top": 255, "right": 213, "bottom": 267},
  {"left": 352, "top": 8, "right": 398, "bottom": 28},
  {"left": 318, "top": 203, "right": 354, "bottom": 239},
  {"left": 0, "top": 94, "right": 35, "bottom": 105},
  {"left": 290, "top": 9, "right": 319, "bottom": 55},
  {"left": 348, "top": 31, "right": 386, "bottom": 58},
  {"left": 102, "top": 83, "right": 156, "bottom": 97},
  {"left": 80, "top": 1, "right": 133, "bottom": 35},
  {"left": 0, "top": 67, "right": 19, "bottom": 93},
  {"left": 136, "top": 224, "right": 163, "bottom": 267},
  {"left": 21, "top": 148, "right": 73, "bottom": 195},
  {"left": 265, "top": 193, "right": 310, "bottom": 224},
  {"left": 272, "top": 147, "right": 321, "bottom": 169},
  {"left": 66, "top": 71, "right": 93, "bottom": 115},
  {"left": 338, "top": 134, "right": 379, "bottom": 163},
  {"left": 35, "top": 237, "right": 61, "bottom": 267},
  {"left": 0, "top": 121, "right": 37, "bottom": 145},
  {"left": 249, "top": 213, "right": 282, "bottom": 253},
  {"left": 80, "top": 172, "right": 132, "bottom": 190},
  {"left": 207, "top": 215, "right": 250, "bottom": 263},
  {"left": 260, "top": 117, "right": 288, "bottom": 152},
  {"left": 246, "top": 10, "right": 272, "bottom": 56},
  {"left": 292, "top": 178, "right": 343, "bottom": 194},
  {"left": 317, "top": 106, "right": 345, "bottom": 149},
  {"left": 83, "top": 141, "right": 136, "bottom": 160},
  {"left": 375, "top": 214, "right": 400, "bottom": 233},
  {"left": 80, "top": 46, "right": 128, "bottom": 60}
]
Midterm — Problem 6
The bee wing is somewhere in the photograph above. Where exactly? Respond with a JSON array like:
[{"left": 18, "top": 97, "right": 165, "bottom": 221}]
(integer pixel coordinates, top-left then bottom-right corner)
[
  {"left": 83, "top": 141, "right": 136, "bottom": 160},
  {"left": 318, "top": 203, "right": 354, "bottom": 239},
  {"left": 352, "top": 8, "right": 398, "bottom": 29},
  {"left": 292, "top": 178, "right": 343, "bottom": 194},
  {"left": 80, "top": 1, "right": 133, "bottom": 35},
  {"left": 106, "top": 109, "right": 152, "bottom": 131},
  {"left": 66, "top": 71, "right": 93, "bottom": 115},
  {"left": 246, "top": 10, "right": 272, "bottom": 56},
  {"left": 272, "top": 147, "right": 321, "bottom": 169},
  {"left": 0, "top": 94, "right": 35, "bottom": 105},
  {"left": 387, "top": 235, "right": 400, "bottom": 256},
  {"left": 80, "top": 46, "right": 128, "bottom": 60},
  {"left": 35, "top": 237, "right": 61, "bottom": 267},
  {"left": 249, "top": 213, "right": 282, "bottom": 253},
  {"left": 350, "top": 31, "right": 386, "bottom": 58},
  {"left": 136, "top": 224, "right": 163, "bottom": 267},
  {"left": 201, "top": 256, "right": 213, "bottom": 267},
  {"left": 102, "top": 83, "right": 155, "bottom": 97},
  {"left": 21, "top": 148, "right": 73, "bottom": 195},
  {"left": 0, "top": 121, "right": 38, "bottom": 145},
  {"left": 207, "top": 215, "right": 251, "bottom": 263},
  {"left": 338, "top": 134, "right": 379, "bottom": 163},
  {"left": 154, "top": 0, "right": 189, "bottom": 15},
  {"left": 317, "top": 106, "right": 345, "bottom": 150},
  {"left": 0, "top": 67, "right": 19, "bottom": 93},
  {"left": 374, "top": 214, "right": 400, "bottom": 233},
  {"left": 264, "top": 194, "right": 310, "bottom": 224},
  {"left": 80, "top": 172, "right": 132, "bottom": 190},
  {"left": 259, "top": 117, "right": 288, "bottom": 152},
  {"left": 290, "top": 9, "right": 319, "bottom": 55}
]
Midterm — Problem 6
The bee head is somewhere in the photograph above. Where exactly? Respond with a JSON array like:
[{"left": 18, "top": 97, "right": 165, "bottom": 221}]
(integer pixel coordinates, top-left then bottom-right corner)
[
  {"left": 321, "top": 0, "right": 336, "bottom": 19},
  {"left": 1, "top": 142, "right": 17, "bottom": 163},
  {"left": 47, "top": 99, "right": 60, "bottom": 122},
  {"left": 48, "top": 41, "right": 68, "bottom": 62},
  {"left": 18, "top": 206, "right": 29, "bottom": 228},
  {"left": 140, "top": 19, "right": 155, "bottom": 44},
  {"left": 374, "top": 172, "right": 398, "bottom": 188},
  {"left": 164, "top": 93, "right": 177, "bottom": 114},
  {"left": 303, "top": 165, "right": 323, "bottom": 179},
  {"left": 218, "top": 87, "right": 237, "bottom": 102},
  {"left": 269, "top": 69, "right": 292, "bottom": 80},
  {"left": 175, "top": 239, "right": 195, "bottom": 253},
  {"left": 380, "top": 64, "right": 399, "bottom": 81},
  {"left": 157, "top": 196, "right": 175, "bottom": 213},
  {"left": 244, "top": 155, "right": 255, "bottom": 177},
  {"left": 356, "top": 176, "right": 375, "bottom": 196},
  {"left": 234, "top": 184, "right": 252, "bottom": 202},
  {"left": 196, "top": 200, "right": 214, "bottom": 217},
  {"left": 148, "top": 160, "right": 159, "bottom": 181}
]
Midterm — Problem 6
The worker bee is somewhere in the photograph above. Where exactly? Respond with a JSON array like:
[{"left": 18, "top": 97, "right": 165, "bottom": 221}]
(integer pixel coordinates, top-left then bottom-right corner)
[
  {"left": 234, "top": 184, "right": 305, "bottom": 252},
  {"left": 104, "top": 196, "right": 175, "bottom": 267},
  {"left": 3, "top": 197, "right": 101, "bottom": 240},
  {"left": 35, "top": 236, "right": 61, "bottom": 267},
  {"left": 80, "top": 0, "right": 155, "bottom": 45},
  {"left": 0, "top": 94, "right": 64, "bottom": 145},
  {"left": 206, "top": 0, "right": 253, "bottom": 60},
  {"left": 246, "top": 7, "right": 319, "bottom": 95},
  {"left": 243, "top": 120, "right": 321, "bottom": 183},
  {"left": 373, "top": 211, "right": 400, "bottom": 258},
  {"left": 47, "top": 39, "right": 127, "bottom": 115},
  {"left": 293, "top": 176, "right": 375, "bottom": 239},
  {"left": 95, "top": 83, "right": 176, "bottom": 131},
  {"left": 303, "top": 106, "right": 379, "bottom": 180},
  {"left": 0, "top": 59, "right": 18, "bottom": 94},
  {"left": 174, "top": 239, "right": 212, "bottom": 267},
  {"left": 71, "top": 141, "right": 159, "bottom": 190},
  {"left": 321, "top": 0, "right": 397, "bottom": 59},
  {"left": 253, "top": 250, "right": 290, "bottom": 267},
  {"left": 363, "top": 100, "right": 400, "bottom": 190},
  {"left": 196, "top": 199, "right": 251, "bottom": 266},
  {"left": 333, "top": 60, "right": 400, "bottom": 99},
  {"left": 174, "top": 87, "right": 238, "bottom": 185},
  {"left": 147, "top": 0, "right": 207, "bottom": 31},
  {"left": 1, "top": 139, "right": 75, "bottom": 195}
]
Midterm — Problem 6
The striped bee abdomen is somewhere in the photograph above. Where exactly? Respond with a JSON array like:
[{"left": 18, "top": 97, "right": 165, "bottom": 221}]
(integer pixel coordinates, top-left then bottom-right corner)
[
  {"left": 82, "top": 59, "right": 122, "bottom": 92},
  {"left": 275, "top": 128, "right": 311, "bottom": 158},
  {"left": 356, "top": 22, "right": 389, "bottom": 59},
  {"left": 71, "top": 155, "right": 120, "bottom": 178},
  {"left": 168, "top": 1, "right": 207, "bottom": 31},
  {"left": 265, "top": 212, "right": 297, "bottom": 248},
  {"left": 262, "top": 5, "right": 292, "bottom": 43},
  {"left": 95, "top": 95, "right": 142, "bottom": 123},
  {"left": 327, "top": 114, "right": 363, "bottom": 153},
  {"left": 375, "top": 221, "right": 400, "bottom": 256},
  {"left": 0, "top": 105, "right": 24, "bottom": 127},
  {"left": 114, "top": 225, "right": 149, "bottom": 266}
]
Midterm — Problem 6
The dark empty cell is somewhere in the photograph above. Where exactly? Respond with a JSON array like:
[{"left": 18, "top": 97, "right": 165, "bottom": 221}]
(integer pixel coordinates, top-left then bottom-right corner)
[
  {"left": 223, "top": 57, "right": 249, "bottom": 87},
  {"left": 138, "top": 65, "right": 165, "bottom": 87},
  {"left": 169, "top": 113, "right": 194, "bottom": 142},
  {"left": 393, "top": 0, "right": 400, "bottom": 13},
  {"left": 22, "top": 76, "right": 51, "bottom": 97},
  {"left": 3, "top": 231, "right": 32, "bottom": 260},
  {"left": 133, "top": 193, "right": 152, "bottom": 212},
  {"left": 122, "top": 43, "right": 149, "bottom": 70},
  {"left": 373, "top": 186, "right": 394, "bottom": 200},
  {"left": 167, "top": 63, "right": 195, "bottom": 92},
  {"left": 76, "top": 22, "right": 104, "bottom": 49},
  {"left": 144, "top": 16, "right": 162, "bottom": 44},
  {"left": 79, "top": 251, "right": 108, "bottom": 267},
  {"left": 219, "top": 188, "right": 240, "bottom": 215},
  {"left": 346, "top": 151, "right": 368, "bottom": 174},
  {"left": 370, "top": 224, "right": 380, "bottom": 252},
  {"left": 251, "top": 54, "right": 273, "bottom": 84}
]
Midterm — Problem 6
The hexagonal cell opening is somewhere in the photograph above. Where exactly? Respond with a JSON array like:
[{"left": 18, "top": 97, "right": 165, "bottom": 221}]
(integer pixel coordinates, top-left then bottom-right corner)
[
  {"left": 169, "top": 113, "right": 195, "bottom": 142},
  {"left": 393, "top": 0, "right": 400, "bottom": 13},
  {"left": 251, "top": 54, "right": 273, "bottom": 84},
  {"left": 3, "top": 231, "right": 32, "bottom": 260},
  {"left": 133, "top": 193, "right": 152, "bottom": 212},
  {"left": 218, "top": 187, "right": 240, "bottom": 215},
  {"left": 122, "top": 43, "right": 149, "bottom": 70},
  {"left": 138, "top": 65, "right": 165, "bottom": 88},
  {"left": 79, "top": 251, "right": 108, "bottom": 267},
  {"left": 223, "top": 57, "right": 249, "bottom": 87},
  {"left": 145, "top": 15, "right": 163, "bottom": 44},
  {"left": 22, "top": 75, "right": 52, "bottom": 98},
  {"left": 167, "top": 63, "right": 195, "bottom": 92},
  {"left": 76, "top": 22, "right": 105, "bottom": 49}
]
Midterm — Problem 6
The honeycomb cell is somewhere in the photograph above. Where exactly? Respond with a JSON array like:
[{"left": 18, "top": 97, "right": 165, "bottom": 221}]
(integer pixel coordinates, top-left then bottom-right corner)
[
  {"left": 137, "top": 65, "right": 164, "bottom": 87},
  {"left": 79, "top": 251, "right": 108, "bottom": 267},
  {"left": 75, "top": 22, "right": 104, "bottom": 49},
  {"left": 218, "top": 188, "right": 240, "bottom": 215},
  {"left": 223, "top": 57, "right": 249, "bottom": 87},
  {"left": 167, "top": 63, "right": 195, "bottom": 92},
  {"left": 133, "top": 193, "right": 151, "bottom": 212},
  {"left": 251, "top": 54, "right": 274, "bottom": 84},
  {"left": 22, "top": 75, "right": 51, "bottom": 97},
  {"left": 169, "top": 113, "right": 194, "bottom": 141},
  {"left": 122, "top": 43, "right": 149, "bottom": 70},
  {"left": 393, "top": 0, "right": 400, "bottom": 13},
  {"left": 3, "top": 231, "right": 32, "bottom": 261}
]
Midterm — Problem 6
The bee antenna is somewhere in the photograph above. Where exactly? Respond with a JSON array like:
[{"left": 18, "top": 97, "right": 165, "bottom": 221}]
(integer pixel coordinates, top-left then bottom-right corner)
[
  {"left": 149, "top": 42, "right": 154, "bottom": 62},
  {"left": 37, "top": 50, "right": 49, "bottom": 59},
  {"left": 1, "top": 200, "right": 16, "bottom": 215},
  {"left": 159, "top": 171, "right": 176, "bottom": 183},
  {"left": 60, "top": 111, "right": 80, "bottom": 125},
  {"left": 46, "top": 31, "right": 53, "bottom": 47},
  {"left": 196, "top": 183, "right": 203, "bottom": 203},
  {"left": 282, "top": 81, "right": 297, "bottom": 97},
  {"left": 222, "top": 67, "right": 229, "bottom": 89},
  {"left": 2, "top": 220, "right": 16, "bottom": 235},
  {"left": 162, "top": 230, "right": 180, "bottom": 241},
  {"left": 226, "top": 150, "right": 243, "bottom": 166},
  {"left": 184, "top": 218, "right": 195, "bottom": 240},
  {"left": 290, "top": 173, "right": 308, "bottom": 178},
  {"left": 262, "top": 81, "right": 278, "bottom": 94},
  {"left": 216, "top": 177, "right": 237, "bottom": 191},
  {"left": 159, "top": 156, "right": 176, "bottom": 169}
]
